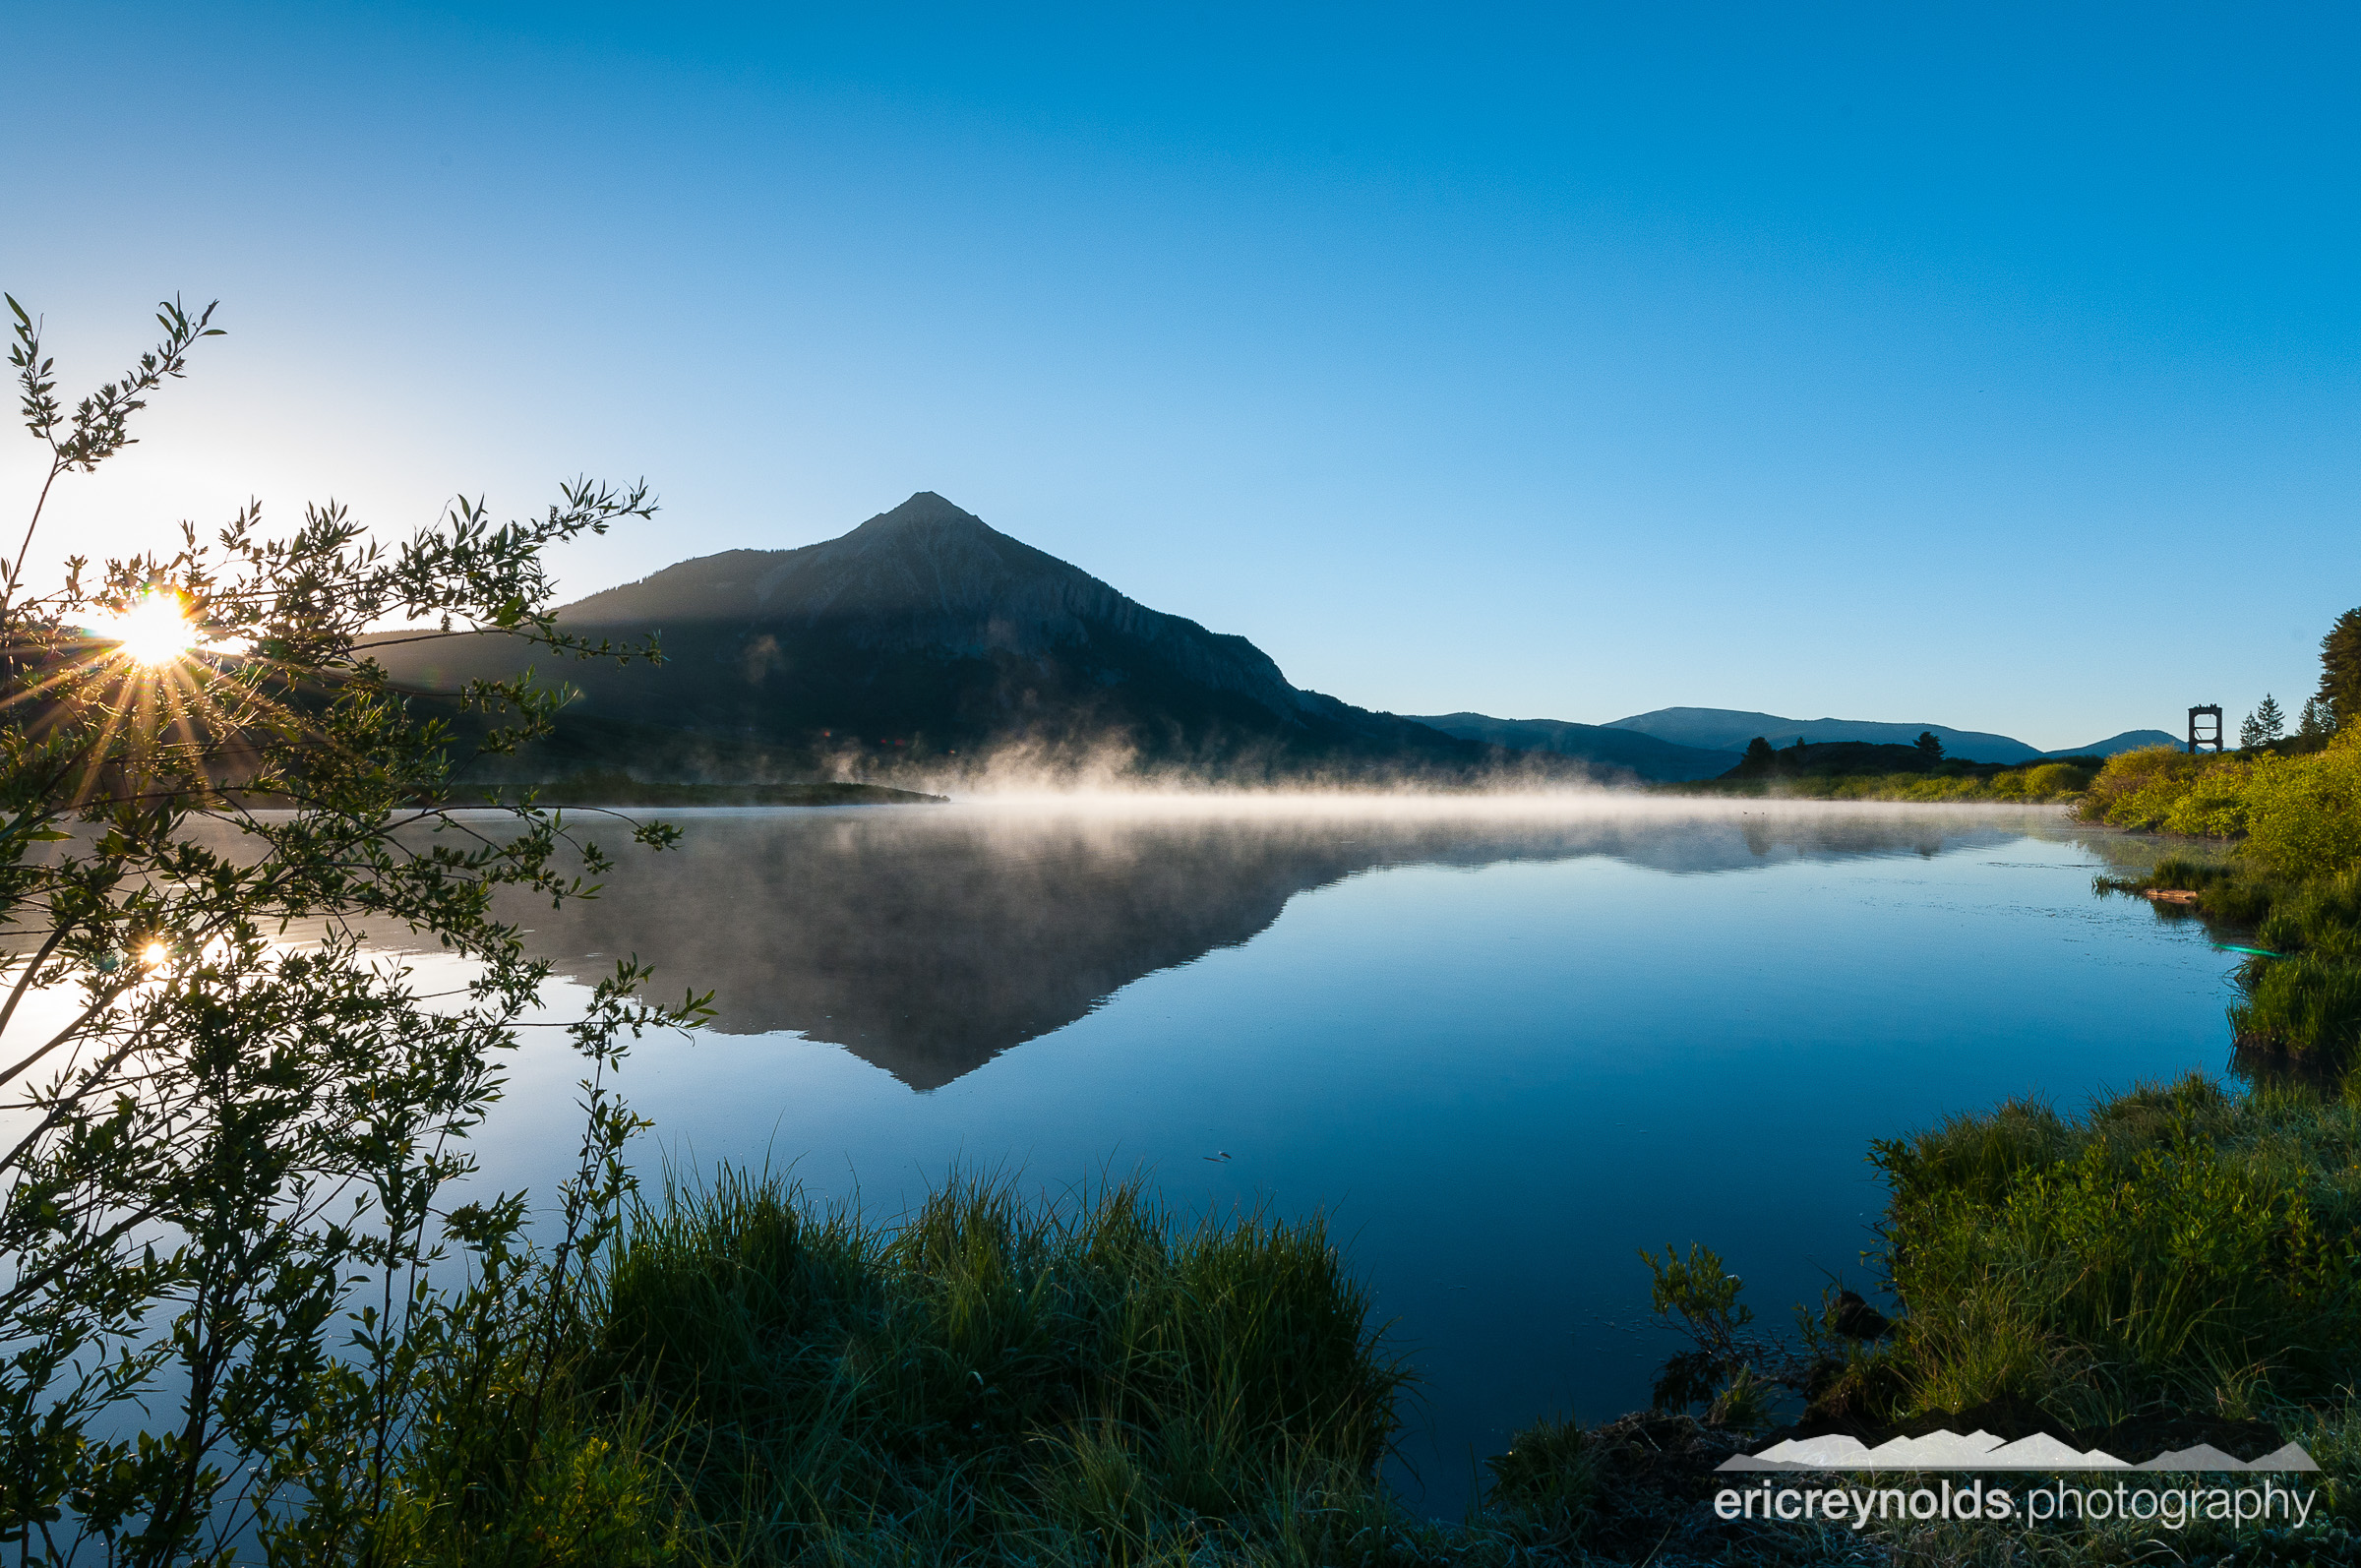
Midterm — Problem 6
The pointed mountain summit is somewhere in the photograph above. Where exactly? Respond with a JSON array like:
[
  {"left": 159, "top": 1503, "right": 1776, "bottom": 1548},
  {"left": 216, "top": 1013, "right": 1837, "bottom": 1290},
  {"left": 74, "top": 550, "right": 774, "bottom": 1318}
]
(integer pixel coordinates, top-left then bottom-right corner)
[
  {"left": 560, "top": 491, "right": 1301, "bottom": 716},
  {"left": 374, "top": 493, "right": 1534, "bottom": 784}
]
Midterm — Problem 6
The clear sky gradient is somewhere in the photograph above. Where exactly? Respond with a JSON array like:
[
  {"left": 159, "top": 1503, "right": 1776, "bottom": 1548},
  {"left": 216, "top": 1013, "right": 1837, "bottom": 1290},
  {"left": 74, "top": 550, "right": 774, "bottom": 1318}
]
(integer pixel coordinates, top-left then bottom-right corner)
[{"left": 4, "top": 3, "right": 2354, "bottom": 749}]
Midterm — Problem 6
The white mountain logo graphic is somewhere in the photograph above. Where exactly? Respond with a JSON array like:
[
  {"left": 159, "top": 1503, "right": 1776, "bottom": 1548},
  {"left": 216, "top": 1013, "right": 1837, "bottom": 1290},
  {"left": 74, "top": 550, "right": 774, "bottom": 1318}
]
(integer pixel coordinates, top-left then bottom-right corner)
[{"left": 1718, "top": 1430, "right": 2319, "bottom": 1473}]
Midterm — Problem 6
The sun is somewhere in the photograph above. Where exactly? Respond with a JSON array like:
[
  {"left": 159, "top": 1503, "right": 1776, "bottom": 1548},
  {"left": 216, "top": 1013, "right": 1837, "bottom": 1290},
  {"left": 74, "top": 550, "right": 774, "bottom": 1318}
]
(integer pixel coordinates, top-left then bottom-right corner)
[{"left": 89, "top": 590, "right": 202, "bottom": 667}]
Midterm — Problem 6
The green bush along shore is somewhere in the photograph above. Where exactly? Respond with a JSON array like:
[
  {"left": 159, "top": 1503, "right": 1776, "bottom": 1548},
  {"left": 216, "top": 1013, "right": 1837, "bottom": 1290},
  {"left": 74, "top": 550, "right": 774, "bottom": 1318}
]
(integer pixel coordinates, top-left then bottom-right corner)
[
  {"left": 1671, "top": 738, "right": 2096, "bottom": 803},
  {"left": 1695, "top": 758, "right": 2093, "bottom": 805},
  {"left": 2084, "top": 723, "right": 2361, "bottom": 1068}
]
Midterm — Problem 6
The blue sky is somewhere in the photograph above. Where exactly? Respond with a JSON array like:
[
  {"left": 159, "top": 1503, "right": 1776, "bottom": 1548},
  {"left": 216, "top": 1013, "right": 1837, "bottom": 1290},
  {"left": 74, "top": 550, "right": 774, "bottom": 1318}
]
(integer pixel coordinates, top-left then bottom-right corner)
[{"left": 4, "top": 2, "right": 2354, "bottom": 749}]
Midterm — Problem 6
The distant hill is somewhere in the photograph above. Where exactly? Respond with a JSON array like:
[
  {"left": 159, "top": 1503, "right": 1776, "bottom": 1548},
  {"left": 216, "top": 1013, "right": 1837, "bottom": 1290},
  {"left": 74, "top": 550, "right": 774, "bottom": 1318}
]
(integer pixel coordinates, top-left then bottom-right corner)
[
  {"left": 2043, "top": 730, "right": 2179, "bottom": 758},
  {"left": 1607, "top": 711, "right": 2180, "bottom": 766},
  {"left": 1405, "top": 714, "right": 1740, "bottom": 782},
  {"left": 369, "top": 492, "right": 1554, "bottom": 786},
  {"left": 1606, "top": 707, "right": 2042, "bottom": 763}
]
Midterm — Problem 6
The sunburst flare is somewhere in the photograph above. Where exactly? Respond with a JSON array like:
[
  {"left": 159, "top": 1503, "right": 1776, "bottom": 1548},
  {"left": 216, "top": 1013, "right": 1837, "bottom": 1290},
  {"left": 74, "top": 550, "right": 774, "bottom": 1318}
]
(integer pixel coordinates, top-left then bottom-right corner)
[{"left": 85, "top": 588, "right": 207, "bottom": 667}]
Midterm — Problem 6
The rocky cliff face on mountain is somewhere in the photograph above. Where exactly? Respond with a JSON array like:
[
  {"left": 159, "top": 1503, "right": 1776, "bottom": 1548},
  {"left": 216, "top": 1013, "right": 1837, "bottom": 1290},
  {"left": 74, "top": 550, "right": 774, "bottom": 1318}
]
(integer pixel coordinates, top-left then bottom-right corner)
[{"left": 374, "top": 492, "right": 1546, "bottom": 784}]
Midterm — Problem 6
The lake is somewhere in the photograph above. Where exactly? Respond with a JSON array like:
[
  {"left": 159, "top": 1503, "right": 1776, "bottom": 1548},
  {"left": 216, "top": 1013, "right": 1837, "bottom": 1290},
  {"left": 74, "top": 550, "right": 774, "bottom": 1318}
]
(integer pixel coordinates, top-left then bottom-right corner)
[{"left": 458, "top": 797, "right": 2234, "bottom": 1510}]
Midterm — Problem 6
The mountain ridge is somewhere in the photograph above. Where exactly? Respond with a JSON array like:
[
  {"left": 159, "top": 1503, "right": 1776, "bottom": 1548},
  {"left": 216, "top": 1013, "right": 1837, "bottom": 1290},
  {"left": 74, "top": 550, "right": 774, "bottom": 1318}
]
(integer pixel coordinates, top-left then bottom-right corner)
[
  {"left": 371, "top": 493, "right": 1566, "bottom": 785},
  {"left": 371, "top": 495, "right": 2173, "bottom": 786},
  {"left": 1604, "top": 707, "right": 2176, "bottom": 763},
  {"left": 1404, "top": 714, "right": 1740, "bottom": 782}
]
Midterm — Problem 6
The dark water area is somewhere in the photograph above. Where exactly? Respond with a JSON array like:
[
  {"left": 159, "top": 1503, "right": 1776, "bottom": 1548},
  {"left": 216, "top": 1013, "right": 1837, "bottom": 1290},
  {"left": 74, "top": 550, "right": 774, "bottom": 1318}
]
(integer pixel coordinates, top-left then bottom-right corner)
[{"left": 463, "top": 799, "right": 2235, "bottom": 1513}]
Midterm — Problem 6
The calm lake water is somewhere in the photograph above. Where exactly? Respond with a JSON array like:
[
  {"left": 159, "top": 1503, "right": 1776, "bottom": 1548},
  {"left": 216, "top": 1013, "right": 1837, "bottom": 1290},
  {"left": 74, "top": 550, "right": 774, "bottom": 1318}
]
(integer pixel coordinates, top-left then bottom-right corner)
[{"left": 459, "top": 798, "right": 2233, "bottom": 1510}]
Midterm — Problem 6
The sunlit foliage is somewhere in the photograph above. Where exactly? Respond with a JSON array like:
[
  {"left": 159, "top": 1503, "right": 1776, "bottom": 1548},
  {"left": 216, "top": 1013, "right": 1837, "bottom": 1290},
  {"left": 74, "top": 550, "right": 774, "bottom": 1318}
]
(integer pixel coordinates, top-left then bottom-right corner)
[{"left": 0, "top": 293, "right": 699, "bottom": 1562}]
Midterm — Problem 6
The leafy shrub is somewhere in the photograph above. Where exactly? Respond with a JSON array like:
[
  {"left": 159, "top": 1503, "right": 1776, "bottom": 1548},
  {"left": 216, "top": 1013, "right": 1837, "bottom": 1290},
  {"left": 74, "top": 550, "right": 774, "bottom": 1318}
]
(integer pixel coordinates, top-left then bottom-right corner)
[
  {"left": 2160, "top": 755, "right": 2255, "bottom": 836},
  {"left": 2078, "top": 745, "right": 2209, "bottom": 829},
  {"left": 2246, "top": 727, "right": 2361, "bottom": 877},
  {"left": 0, "top": 294, "right": 693, "bottom": 1562},
  {"left": 1867, "top": 1078, "right": 2361, "bottom": 1426},
  {"left": 2082, "top": 729, "right": 2361, "bottom": 883},
  {"left": 2022, "top": 761, "right": 2091, "bottom": 798}
]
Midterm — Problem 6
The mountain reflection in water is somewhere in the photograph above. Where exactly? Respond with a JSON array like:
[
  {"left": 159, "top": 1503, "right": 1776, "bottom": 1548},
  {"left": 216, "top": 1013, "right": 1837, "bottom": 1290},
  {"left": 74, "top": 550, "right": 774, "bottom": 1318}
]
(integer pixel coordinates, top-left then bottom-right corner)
[{"left": 505, "top": 803, "right": 2072, "bottom": 1088}]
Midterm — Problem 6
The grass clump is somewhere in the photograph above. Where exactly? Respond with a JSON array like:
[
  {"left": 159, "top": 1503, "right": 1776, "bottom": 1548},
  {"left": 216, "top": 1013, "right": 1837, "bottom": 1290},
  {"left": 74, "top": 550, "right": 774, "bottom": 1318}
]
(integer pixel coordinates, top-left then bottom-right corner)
[
  {"left": 2233, "top": 953, "right": 2361, "bottom": 1064},
  {"left": 2260, "top": 865, "right": 2361, "bottom": 963},
  {"left": 566, "top": 1168, "right": 1421, "bottom": 1564}
]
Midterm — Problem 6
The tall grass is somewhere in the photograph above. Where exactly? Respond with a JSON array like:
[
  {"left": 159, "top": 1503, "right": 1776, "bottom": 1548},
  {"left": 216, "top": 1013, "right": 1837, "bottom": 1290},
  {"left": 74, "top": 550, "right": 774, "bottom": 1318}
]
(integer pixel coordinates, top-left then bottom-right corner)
[
  {"left": 571, "top": 1168, "right": 1414, "bottom": 1563},
  {"left": 2259, "top": 865, "right": 2361, "bottom": 962},
  {"left": 2234, "top": 954, "right": 2361, "bottom": 1063},
  {"left": 363, "top": 1112, "right": 2361, "bottom": 1566},
  {"left": 1857, "top": 1076, "right": 2361, "bottom": 1427}
]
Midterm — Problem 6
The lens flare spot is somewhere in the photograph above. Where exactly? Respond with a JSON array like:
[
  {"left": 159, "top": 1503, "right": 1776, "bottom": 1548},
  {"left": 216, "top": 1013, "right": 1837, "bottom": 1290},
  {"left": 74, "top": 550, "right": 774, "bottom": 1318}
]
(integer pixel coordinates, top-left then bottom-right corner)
[
  {"left": 139, "top": 940, "right": 171, "bottom": 968},
  {"left": 89, "top": 591, "right": 202, "bottom": 667}
]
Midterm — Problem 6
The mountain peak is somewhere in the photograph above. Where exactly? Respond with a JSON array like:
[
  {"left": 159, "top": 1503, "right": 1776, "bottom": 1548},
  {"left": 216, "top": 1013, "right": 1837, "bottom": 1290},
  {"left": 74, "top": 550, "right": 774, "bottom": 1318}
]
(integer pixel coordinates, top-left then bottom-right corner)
[
  {"left": 371, "top": 489, "right": 1541, "bottom": 786},
  {"left": 853, "top": 491, "right": 987, "bottom": 534}
]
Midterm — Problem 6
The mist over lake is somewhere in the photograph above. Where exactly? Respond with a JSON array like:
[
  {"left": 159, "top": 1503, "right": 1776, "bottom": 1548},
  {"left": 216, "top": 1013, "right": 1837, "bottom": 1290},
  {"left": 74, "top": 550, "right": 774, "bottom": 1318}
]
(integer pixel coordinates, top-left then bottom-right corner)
[{"left": 457, "top": 798, "right": 2232, "bottom": 1510}]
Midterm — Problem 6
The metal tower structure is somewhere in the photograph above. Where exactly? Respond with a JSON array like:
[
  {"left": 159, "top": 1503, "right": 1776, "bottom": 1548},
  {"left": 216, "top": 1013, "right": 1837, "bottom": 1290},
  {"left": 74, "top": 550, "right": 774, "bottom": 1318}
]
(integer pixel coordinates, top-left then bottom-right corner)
[{"left": 2188, "top": 704, "right": 2224, "bottom": 754}]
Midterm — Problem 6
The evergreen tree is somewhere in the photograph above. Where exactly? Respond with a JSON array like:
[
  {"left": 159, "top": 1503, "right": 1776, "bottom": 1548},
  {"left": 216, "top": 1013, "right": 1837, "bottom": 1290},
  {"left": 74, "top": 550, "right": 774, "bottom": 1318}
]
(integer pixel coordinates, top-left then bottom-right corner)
[
  {"left": 1914, "top": 730, "right": 1943, "bottom": 759},
  {"left": 1743, "top": 736, "right": 1776, "bottom": 765},
  {"left": 2299, "top": 694, "right": 2330, "bottom": 741},
  {"left": 2254, "top": 694, "right": 2285, "bottom": 743},
  {"left": 2320, "top": 607, "right": 2361, "bottom": 730},
  {"left": 2240, "top": 709, "right": 2265, "bottom": 749}
]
